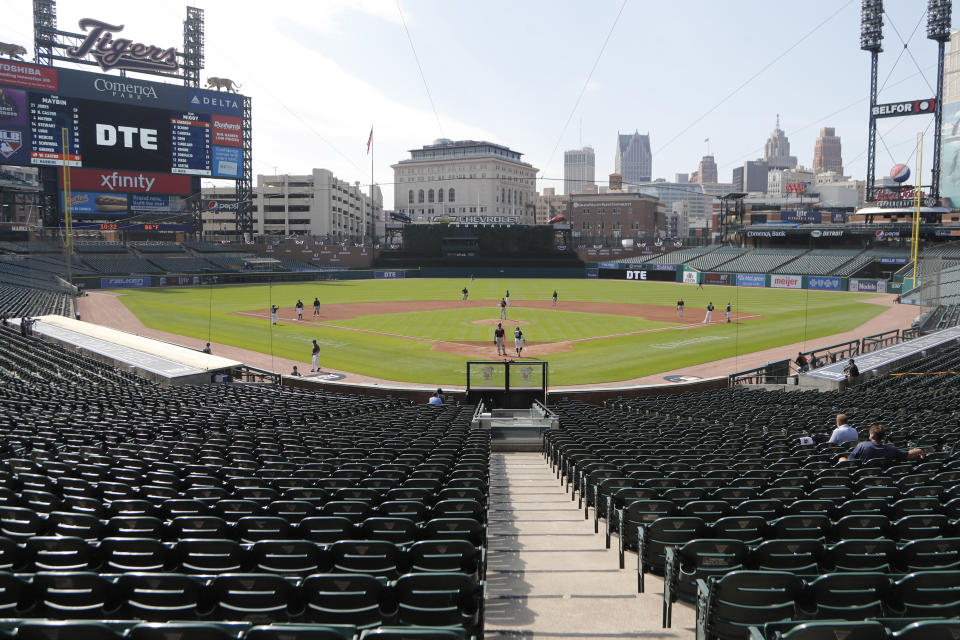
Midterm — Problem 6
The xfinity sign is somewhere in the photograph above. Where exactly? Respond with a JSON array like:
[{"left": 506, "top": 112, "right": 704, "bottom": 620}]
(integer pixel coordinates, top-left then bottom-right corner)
[{"left": 871, "top": 99, "right": 936, "bottom": 118}]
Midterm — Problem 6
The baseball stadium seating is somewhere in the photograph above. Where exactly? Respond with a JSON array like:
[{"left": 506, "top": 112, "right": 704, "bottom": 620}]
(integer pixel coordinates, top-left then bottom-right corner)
[
  {"left": 771, "top": 249, "right": 861, "bottom": 275},
  {"left": 144, "top": 255, "right": 217, "bottom": 273},
  {"left": 545, "top": 339, "right": 960, "bottom": 640},
  {"left": 0, "top": 324, "right": 489, "bottom": 638},
  {"left": 81, "top": 255, "right": 164, "bottom": 275},
  {"left": 130, "top": 241, "right": 185, "bottom": 253},
  {"left": 686, "top": 247, "right": 750, "bottom": 272},
  {"left": 711, "top": 249, "right": 806, "bottom": 274}
]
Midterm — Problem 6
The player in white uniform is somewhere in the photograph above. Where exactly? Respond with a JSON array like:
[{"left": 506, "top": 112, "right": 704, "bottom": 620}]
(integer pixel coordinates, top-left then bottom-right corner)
[
  {"left": 514, "top": 327, "right": 525, "bottom": 357},
  {"left": 703, "top": 302, "right": 714, "bottom": 324}
]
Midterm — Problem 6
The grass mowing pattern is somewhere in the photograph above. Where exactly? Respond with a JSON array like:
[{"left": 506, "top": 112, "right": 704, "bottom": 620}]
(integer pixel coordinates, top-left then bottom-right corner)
[{"left": 116, "top": 278, "right": 886, "bottom": 385}]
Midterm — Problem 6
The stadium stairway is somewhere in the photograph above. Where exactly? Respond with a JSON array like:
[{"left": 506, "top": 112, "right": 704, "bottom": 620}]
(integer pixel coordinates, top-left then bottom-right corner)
[{"left": 482, "top": 452, "right": 695, "bottom": 639}]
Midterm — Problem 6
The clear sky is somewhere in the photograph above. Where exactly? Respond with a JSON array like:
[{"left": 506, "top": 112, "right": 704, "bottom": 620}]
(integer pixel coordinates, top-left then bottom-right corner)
[{"left": 1, "top": 0, "right": 957, "bottom": 205}]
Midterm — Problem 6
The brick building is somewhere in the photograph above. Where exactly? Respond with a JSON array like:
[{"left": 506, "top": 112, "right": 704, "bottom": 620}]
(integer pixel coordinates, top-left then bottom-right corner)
[{"left": 565, "top": 191, "right": 664, "bottom": 246}]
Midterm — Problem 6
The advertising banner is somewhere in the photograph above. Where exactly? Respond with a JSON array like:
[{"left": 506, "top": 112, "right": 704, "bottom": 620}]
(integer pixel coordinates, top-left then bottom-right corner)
[
  {"left": 597, "top": 262, "right": 620, "bottom": 269},
  {"left": 101, "top": 276, "right": 150, "bottom": 289},
  {"left": 129, "top": 194, "right": 174, "bottom": 211},
  {"left": 807, "top": 276, "right": 843, "bottom": 291},
  {"left": 682, "top": 270, "right": 699, "bottom": 284},
  {"left": 705, "top": 273, "right": 731, "bottom": 285},
  {"left": 212, "top": 115, "right": 242, "bottom": 147},
  {"left": 598, "top": 268, "right": 675, "bottom": 281},
  {"left": 0, "top": 61, "right": 58, "bottom": 91},
  {"left": 63, "top": 190, "right": 128, "bottom": 215},
  {"left": 374, "top": 270, "right": 406, "bottom": 279},
  {"left": 879, "top": 257, "right": 908, "bottom": 265},
  {"left": 64, "top": 169, "right": 190, "bottom": 195},
  {"left": 831, "top": 212, "right": 847, "bottom": 223},
  {"left": 212, "top": 145, "right": 242, "bottom": 178},
  {"left": 586, "top": 268, "right": 598, "bottom": 279},
  {"left": 736, "top": 273, "right": 766, "bottom": 288},
  {"left": 770, "top": 274, "right": 803, "bottom": 289},
  {"left": 781, "top": 210, "right": 822, "bottom": 224},
  {"left": 850, "top": 278, "right": 887, "bottom": 293}
]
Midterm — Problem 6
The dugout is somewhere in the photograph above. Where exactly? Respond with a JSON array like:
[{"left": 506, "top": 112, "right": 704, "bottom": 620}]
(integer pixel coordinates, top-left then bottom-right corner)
[{"left": 465, "top": 360, "right": 547, "bottom": 409}]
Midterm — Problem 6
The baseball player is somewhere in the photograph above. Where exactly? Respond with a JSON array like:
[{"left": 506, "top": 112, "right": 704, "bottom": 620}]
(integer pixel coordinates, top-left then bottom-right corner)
[
  {"left": 295, "top": 299, "right": 304, "bottom": 320},
  {"left": 505, "top": 290, "right": 511, "bottom": 307},
  {"left": 270, "top": 305, "right": 279, "bottom": 325},
  {"left": 494, "top": 323, "right": 506, "bottom": 356},
  {"left": 310, "top": 339, "right": 320, "bottom": 372},
  {"left": 462, "top": 286, "right": 469, "bottom": 302},
  {"left": 726, "top": 302, "right": 732, "bottom": 323},
  {"left": 500, "top": 298, "right": 507, "bottom": 320},
  {"left": 313, "top": 297, "right": 320, "bottom": 316},
  {"left": 703, "top": 302, "right": 714, "bottom": 324},
  {"left": 552, "top": 290, "right": 558, "bottom": 306},
  {"left": 677, "top": 298, "right": 684, "bottom": 318},
  {"left": 514, "top": 326, "right": 525, "bottom": 357}
]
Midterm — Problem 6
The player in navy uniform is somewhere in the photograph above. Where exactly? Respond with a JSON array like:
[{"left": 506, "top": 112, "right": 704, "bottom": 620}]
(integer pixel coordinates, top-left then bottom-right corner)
[
  {"left": 726, "top": 302, "right": 731, "bottom": 323},
  {"left": 703, "top": 302, "right": 714, "bottom": 324},
  {"left": 295, "top": 299, "right": 304, "bottom": 320},
  {"left": 462, "top": 286, "right": 469, "bottom": 302},
  {"left": 500, "top": 298, "right": 508, "bottom": 320},
  {"left": 552, "top": 290, "right": 558, "bottom": 306},
  {"left": 514, "top": 326, "right": 525, "bottom": 357},
  {"left": 677, "top": 298, "right": 684, "bottom": 318},
  {"left": 313, "top": 298, "right": 320, "bottom": 316},
  {"left": 310, "top": 339, "right": 321, "bottom": 372},
  {"left": 494, "top": 323, "right": 506, "bottom": 356}
]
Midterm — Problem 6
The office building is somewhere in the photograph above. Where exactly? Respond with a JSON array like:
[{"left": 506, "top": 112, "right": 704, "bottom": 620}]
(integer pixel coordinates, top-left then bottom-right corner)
[
  {"left": 535, "top": 188, "right": 569, "bottom": 225},
  {"left": 563, "top": 146, "right": 595, "bottom": 195},
  {"left": 812, "top": 127, "right": 843, "bottom": 174},
  {"left": 565, "top": 190, "right": 664, "bottom": 244},
  {"left": 202, "top": 169, "right": 382, "bottom": 240},
  {"left": 614, "top": 131, "right": 652, "bottom": 184},
  {"left": 733, "top": 160, "right": 769, "bottom": 193},
  {"left": 764, "top": 115, "right": 797, "bottom": 170},
  {"left": 767, "top": 166, "right": 816, "bottom": 197},
  {"left": 392, "top": 139, "right": 537, "bottom": 224},
  {"left": 692, "top": 155, "right": 718, "bottom": 184}
]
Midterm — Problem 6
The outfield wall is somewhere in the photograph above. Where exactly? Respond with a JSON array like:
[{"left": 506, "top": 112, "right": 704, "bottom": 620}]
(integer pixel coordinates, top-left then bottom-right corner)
[{"left": 589, "top": 263, "right": 891, "bottom": 294}]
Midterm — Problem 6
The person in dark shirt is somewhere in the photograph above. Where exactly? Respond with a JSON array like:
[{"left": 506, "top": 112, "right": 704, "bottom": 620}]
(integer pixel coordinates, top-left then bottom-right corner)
[
  {"left": 795, "top": 352, "right": 809, "bottom": 372},
  {"left": 841, "top": 424, "right": 924, "bottom": 462},
  {"left": 844, "top": 359, "right": 860, "bottom": 380},
  {"left": 202, "top": 343, "right": 211, "bottom": 354}
]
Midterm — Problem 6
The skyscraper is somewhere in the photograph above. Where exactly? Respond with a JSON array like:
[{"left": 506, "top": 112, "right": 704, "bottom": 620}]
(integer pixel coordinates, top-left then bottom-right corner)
[
  {"left": 614, "top": 131, "right": 652, "bottom": 184},
  {"left": 764, "top": 115, "right": 797, "bottom": 170},
  {"left": 692, "top": 155, "right": 718, "bottom": 184},
  {"left": 563, "top": 146, "right": 595, "bottom": 195},
  {"left": 812, "top": 127, "right": 843, "bottom": 174}
]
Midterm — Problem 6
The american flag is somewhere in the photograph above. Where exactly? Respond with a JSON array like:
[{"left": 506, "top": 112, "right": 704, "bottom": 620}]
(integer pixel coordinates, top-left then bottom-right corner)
[{"left": 366, "top": 126, "right": 373, "bottom": 154}]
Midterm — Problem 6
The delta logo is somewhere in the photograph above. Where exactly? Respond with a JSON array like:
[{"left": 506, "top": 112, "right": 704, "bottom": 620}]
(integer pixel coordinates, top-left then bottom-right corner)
[
  {"left": 188, "top": 90, "right": 242, "bottom": 115},
  {"left": 0, "top": 129, "right": 22, "bottom": 158}
]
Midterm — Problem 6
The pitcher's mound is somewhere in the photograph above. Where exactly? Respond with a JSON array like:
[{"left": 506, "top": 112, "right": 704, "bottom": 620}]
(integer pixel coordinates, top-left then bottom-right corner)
[{"left": 472, "top": 318, "right": 530, "bottom": 327}]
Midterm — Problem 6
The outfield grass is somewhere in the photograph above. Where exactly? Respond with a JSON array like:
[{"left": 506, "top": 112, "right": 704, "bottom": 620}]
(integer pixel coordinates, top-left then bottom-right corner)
[{"left": 116, "top": 278, "right": 887, "bottom": 385}]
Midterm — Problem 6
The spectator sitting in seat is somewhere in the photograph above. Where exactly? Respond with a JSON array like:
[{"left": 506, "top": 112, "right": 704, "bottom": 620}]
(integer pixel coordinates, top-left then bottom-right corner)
[
  {"left": 428, "top": 391, "right": 443, "bottom": 406},
  {"left": 839, "top": 424, "right": 924, "bottom": 462},
  {"left": 290, "top": 366, "right": 302, "bottom": 377},
  {"left": 827, "top": 413, "right": 858, "bottom": 444},
  {"left": 795, "top": 352, "right": 809, "bottom": 372},
  {"left": 202, "top": 343, "right": 212, "bottom": 354}
]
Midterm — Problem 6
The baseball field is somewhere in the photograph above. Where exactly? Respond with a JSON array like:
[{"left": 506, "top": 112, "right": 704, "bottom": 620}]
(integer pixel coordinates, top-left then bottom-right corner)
[{"left": 111, "top": 278, "right": 890, "bottom": 386}]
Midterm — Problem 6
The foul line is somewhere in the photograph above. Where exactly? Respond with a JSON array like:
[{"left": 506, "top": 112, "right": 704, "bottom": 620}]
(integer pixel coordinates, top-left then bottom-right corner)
[{"left": 234, "top": 310, "right": 763, "bottom": 350}]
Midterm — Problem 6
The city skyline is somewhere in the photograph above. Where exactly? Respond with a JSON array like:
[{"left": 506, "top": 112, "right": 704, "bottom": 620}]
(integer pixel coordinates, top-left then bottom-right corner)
[{"left": 0, "top": 0, "right": 954, "bottom": 206}]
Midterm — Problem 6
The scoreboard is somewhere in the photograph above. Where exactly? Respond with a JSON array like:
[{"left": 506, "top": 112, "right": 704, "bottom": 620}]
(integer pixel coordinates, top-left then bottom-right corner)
[{"left": 0, "top": 60, "right": 245, "bottom": 180}]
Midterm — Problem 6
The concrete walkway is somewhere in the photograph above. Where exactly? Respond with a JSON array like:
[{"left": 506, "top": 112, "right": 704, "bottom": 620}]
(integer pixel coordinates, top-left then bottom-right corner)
[{"left": 483, "top": 452, "right": 695, "bottom": 639}]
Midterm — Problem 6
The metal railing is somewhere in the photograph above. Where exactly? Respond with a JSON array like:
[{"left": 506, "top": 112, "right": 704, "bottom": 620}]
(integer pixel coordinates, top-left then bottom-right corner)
[
  {"left": 861, "top": 329, "right": 903, "bottom": 353},
  {"left": 236, "top": 364, "right": 281, "bottom": 384},
  {"left": 729, "top": 359, "right": 792, "bottom": 386}
]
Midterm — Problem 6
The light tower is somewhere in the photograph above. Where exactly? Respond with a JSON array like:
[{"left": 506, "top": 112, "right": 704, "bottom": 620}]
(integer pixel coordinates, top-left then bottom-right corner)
[
  {"left": 861, "top": 0, "right": 883, "bottom": 202},
  {"left": 928, "top": 0, "right": 952, "bottom": 201}
]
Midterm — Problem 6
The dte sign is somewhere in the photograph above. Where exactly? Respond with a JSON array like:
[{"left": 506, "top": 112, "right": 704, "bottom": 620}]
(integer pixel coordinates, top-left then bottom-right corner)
[
  {"left": 625, "top": 270, "right": 648, "bottom": 280},
  {"left": 96, "top": 124, "right": 157, "bottom": 150}
]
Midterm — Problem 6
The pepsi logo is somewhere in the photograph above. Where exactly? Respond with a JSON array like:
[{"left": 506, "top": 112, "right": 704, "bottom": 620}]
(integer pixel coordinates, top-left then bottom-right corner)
[{"left": 890, "top": 164, "right": 911, "bottom": 183}]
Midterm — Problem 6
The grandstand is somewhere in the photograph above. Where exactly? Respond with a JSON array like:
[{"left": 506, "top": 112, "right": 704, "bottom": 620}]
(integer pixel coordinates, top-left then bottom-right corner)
[
  {"left": 771, "top": 249, "right": 861, "bottom": 275},
  {"left": 686, "top": 247, "right": 750, "bottom": 272},
  {"left": 80, "top": 255, "right": 164, "bottom": 275}
]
